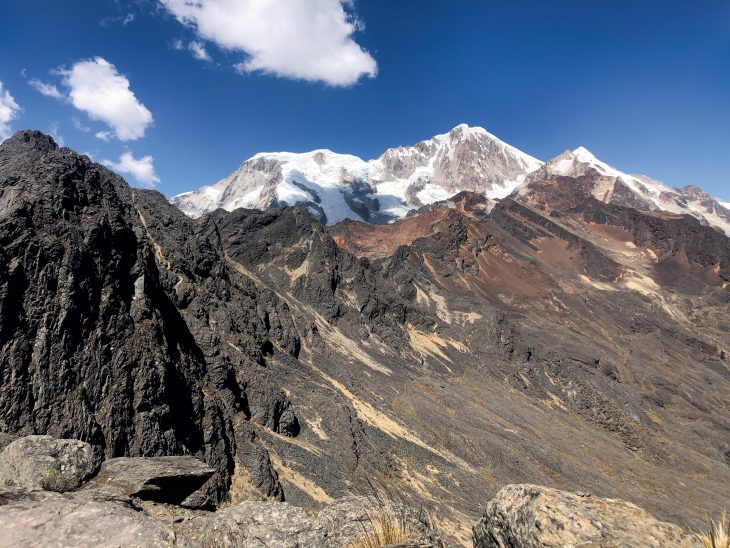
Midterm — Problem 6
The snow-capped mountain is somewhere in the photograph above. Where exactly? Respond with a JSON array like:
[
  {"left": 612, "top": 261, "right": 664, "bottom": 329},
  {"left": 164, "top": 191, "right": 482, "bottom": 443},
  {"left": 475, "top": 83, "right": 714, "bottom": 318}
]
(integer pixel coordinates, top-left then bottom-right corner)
[
  {"left": 172, "top": 124, "right": 730, "bottom": 236},
  {"left": 171, "top": 124, "right": 542, "bottom": 225},
  {"left": 520, "top": 147, "right": 730, "bottom": 236}
]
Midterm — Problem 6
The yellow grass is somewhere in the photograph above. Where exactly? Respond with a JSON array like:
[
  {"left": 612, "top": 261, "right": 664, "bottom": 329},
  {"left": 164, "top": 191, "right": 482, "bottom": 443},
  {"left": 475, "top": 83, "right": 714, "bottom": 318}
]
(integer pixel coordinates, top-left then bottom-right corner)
[
  {"left": 347, "top": 502, "right": 420, "bottom": 548},
  {"left": 696, "top": 513, "right": 730, "bottom": 548}
]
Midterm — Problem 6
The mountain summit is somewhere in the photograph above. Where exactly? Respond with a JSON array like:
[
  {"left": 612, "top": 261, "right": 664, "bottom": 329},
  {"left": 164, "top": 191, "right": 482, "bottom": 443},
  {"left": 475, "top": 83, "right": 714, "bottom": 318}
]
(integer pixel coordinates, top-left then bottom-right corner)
[
  {"left": 171, "top": 124, "right": 543, "bottom": 224},
  {"left": 520, "top": 146, "right": 730, "bottom": 235}
]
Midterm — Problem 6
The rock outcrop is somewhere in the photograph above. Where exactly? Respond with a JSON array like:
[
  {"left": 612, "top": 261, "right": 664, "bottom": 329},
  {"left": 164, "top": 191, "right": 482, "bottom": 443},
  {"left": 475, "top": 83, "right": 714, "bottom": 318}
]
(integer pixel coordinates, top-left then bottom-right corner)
[
  {"left": 473, "top": 484, "right": 698, "bottom": 548},
  {"left": 0, "top": 489, "right": 179, "bottom": 548},
  {"left": 0, "top": 439, "right": 440, "bottom": 548},
  {"left": 82, "top": 456, "right": 215, "bottom": 508},
  {"left": 0, "top": 435, "right": 96, "bottom": 492}
]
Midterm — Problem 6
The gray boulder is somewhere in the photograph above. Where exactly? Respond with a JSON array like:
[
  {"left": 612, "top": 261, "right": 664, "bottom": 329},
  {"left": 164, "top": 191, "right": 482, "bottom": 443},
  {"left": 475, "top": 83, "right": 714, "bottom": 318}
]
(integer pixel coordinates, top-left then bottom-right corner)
[
  {"left": 0, "top": 490, "right": 181, "bottom": 548},
  {"left": 0, "top": 489, "right": 441, "bottom": 547},
  {"left": 473, "top": 484, "right": 697, "bottom": 548},
  {"left": 82, "top": 456, "right": 216, "bottom": 509},
  {"left": 177, "top": 500, "right": 326, "bottom": 547},
  {"left": 0, "top": 435, "right": 95, "bottom": 492}
]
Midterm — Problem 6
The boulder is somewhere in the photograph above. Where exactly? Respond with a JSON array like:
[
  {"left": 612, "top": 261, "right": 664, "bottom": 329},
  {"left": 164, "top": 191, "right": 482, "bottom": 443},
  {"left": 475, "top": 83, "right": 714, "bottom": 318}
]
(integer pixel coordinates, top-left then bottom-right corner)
[
  {"left": 0, "top": 489, "right": 441, "bottom": 547},
  {"left": 472, "top": 484, "right": 698, "bottom": 548},
  {"left": 0, "top": 435, "right": 95, "bottom": 493},
  {"left": 177, "top": 500, "right": 326, "bottom": 547},
  {"left": 0, "top": 490, "right": 181, "bottom": 548},
  {"left": 82, "top": 456, "right": 216, "bottom": 509}
]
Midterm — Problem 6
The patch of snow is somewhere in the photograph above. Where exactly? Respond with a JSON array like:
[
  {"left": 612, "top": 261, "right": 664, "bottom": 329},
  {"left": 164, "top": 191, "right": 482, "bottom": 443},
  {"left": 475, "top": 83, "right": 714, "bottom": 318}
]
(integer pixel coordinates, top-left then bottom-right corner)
[{"left": 417, "top": 184, "right": 452, "bottom": 205}]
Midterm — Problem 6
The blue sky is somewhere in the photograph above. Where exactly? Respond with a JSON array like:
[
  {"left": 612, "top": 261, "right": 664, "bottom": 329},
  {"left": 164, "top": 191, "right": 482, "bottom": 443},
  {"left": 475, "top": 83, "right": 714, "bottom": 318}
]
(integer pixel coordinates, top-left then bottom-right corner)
[{"left": 0, "top": 0, "right": 728, "bottom": 201}]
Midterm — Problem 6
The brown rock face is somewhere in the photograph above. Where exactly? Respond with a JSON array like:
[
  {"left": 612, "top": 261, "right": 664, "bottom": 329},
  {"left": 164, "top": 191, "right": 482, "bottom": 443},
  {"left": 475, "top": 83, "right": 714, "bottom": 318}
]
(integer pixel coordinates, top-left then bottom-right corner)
[{"left": 472, "top": 484, "right": 697, "bottom": 547}]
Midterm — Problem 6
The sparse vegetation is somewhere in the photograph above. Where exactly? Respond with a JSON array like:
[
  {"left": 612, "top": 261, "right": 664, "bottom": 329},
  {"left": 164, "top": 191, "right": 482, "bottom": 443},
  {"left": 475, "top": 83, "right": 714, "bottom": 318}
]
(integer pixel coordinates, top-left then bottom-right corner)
[
  {"left": 348, "top": 502, "right": 418, "bottom": 548},
  {"left": 348, "top": 481, "right": 440, "bottom": 548},
  {"left": 696, "top": 513, "right": 729, "bottom": 548}
]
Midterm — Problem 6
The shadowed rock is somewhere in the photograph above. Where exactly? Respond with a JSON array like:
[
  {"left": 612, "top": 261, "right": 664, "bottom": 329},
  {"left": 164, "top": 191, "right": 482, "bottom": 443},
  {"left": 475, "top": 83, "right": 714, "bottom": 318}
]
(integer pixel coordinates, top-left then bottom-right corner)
[{"left": 82, "top": 456, "right": 215, "bottom": 508}]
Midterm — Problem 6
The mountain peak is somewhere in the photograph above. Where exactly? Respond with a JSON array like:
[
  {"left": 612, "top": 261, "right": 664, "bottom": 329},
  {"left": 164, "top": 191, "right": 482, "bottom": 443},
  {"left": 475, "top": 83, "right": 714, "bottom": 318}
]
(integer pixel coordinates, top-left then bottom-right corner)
[
  {"left": 572, "top": 146, "right": 598, "bottom": 163},
  {"left": 172, "top": 125, "right": 543, "bottom": 223},
  {"left": 1, "top": 130, "right": 60, "bottom": 154}
]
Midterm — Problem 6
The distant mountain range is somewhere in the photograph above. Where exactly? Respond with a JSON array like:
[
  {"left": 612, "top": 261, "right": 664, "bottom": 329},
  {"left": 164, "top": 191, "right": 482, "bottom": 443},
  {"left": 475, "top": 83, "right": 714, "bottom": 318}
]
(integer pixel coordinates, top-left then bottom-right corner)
[{"left": 172, "top": 124, "right": 730, "bottom": 236}]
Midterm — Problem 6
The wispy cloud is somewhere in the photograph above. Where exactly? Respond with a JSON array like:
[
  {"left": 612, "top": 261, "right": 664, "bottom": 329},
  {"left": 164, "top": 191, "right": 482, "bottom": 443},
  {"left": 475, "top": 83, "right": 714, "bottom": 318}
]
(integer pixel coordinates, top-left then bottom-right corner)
[
  {"left": 189, "top": 40, "right": 211, "bottom": 62},
  {"left": 159, "top": 0, "right": 377, "bottom": 86},
  {"left": 48, "top": 122, "right": 65, "bottom": 147},
  {"left": 103, "top": 151, "right": 160, "bottom": 187},
  {"left": 29, "top": 78, "right": 63, "bottom": 99},
  {"left": 100, "top": 13, "right": 135, "bottom": 27},
  {"left": 72, "top": 116, "right": 90, "bottom": 132},
  {"left": 172, "top": 38, "right": 212, "bottom": 62},
  {"left": 0, "top": 81, "right": 21, "bottom": 141}
]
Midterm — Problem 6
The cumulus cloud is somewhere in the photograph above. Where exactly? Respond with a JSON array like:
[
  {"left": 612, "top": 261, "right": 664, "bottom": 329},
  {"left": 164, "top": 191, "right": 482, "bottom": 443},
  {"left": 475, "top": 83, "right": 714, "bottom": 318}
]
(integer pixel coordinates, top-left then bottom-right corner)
[
  {"left": 61, "top": 57, "right": 153, "bottom": 141},
  {"left": 159, "top": 0, "right": 377, "bottom": 86},
  {"left": 0, "top": 81, "right": 21, "bottom": 141},
  {"left": 103, "top": 151, "right": 160, "bottom": 187},
  {"left": 29, "top": 78, "right": 63, "bottom": 99},
  {"left": 95, "top": 130, "right": 112, "bottom": 141}
]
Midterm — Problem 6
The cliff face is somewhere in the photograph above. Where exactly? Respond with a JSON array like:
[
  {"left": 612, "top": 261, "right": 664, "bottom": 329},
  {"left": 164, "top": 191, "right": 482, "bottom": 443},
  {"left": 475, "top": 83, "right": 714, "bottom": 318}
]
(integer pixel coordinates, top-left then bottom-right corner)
[
  {"left": 1, "top": 132, "right": 728, "bottom": 543},
  {"left": 0, "top": 131, "right": 301, "bottom": 504}
]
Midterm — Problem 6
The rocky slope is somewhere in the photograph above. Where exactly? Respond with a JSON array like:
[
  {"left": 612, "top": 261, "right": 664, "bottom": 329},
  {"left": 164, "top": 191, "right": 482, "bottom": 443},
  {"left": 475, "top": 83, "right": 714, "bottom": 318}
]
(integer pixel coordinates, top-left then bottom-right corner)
[
  {"left": 1, "top": 131, "right": 729, "bottom": 544},
  {"left": 171, "top": 124, "right": 542, "bottom": 224}
]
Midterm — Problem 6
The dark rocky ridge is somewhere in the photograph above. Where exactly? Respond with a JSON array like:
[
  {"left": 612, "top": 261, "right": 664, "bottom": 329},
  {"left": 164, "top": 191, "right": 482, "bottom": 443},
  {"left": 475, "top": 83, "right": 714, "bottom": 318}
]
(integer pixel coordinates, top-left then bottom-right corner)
[
  {"left": 1, "top": 132, "right": 729, "bottom": 543},
  {"left": 0, "top": 131, "right": 303, "bottom": 505}
]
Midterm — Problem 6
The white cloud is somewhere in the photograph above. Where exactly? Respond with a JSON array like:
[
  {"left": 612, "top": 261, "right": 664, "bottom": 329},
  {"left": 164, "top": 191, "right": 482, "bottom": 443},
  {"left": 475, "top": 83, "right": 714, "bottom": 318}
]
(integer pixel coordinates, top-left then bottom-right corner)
[
  {"left": 29, "top": 78, "right": 63, "bottom": 99},
  {"left": 173, "top": 38, "right": 212, "bottom": 61},
  {"left": 159, "top": 0, "right": 377, "bottom": 86},
  {"left": 0, "top": 81, "right": 21, "bottom": 141},
  {"left": 189, "top": 40, "right": 212, "bottom": 61},
  {"left": 61, "top": 57, "right": 153, "bottom": 141},
  {"left": 48, "top": 122, "right": 65, "bottom": 147},
  {"left": 103, "top": 151, "right": 160, "bottom": 187},
  {"left": 72, "top": 116, "right": 90, "bottom": 132},
  {"left": 95, "top": 130, "right": 112, "bottom": 141},
  {"left": 100, "top": 13, "right": 135, "bottom": 27}
]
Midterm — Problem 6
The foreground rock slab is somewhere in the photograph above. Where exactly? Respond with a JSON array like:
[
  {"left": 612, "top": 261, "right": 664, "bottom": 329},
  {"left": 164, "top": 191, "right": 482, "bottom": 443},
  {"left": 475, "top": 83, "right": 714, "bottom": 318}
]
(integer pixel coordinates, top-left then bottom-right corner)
[
  {"left": 82, "top": 456, "right": 216, "bottom": 508},
  {"left": 472, "top": 484, "right": 697, "bottom": 548},
  {"left": 0, "top": 490, "right": 179, "bottom": 548},
  {"left": 0, "top": 435, "right": 95, "bottom": 493},
  {"left": 0, "top": 490, "right": 438, "bottom": 547}
]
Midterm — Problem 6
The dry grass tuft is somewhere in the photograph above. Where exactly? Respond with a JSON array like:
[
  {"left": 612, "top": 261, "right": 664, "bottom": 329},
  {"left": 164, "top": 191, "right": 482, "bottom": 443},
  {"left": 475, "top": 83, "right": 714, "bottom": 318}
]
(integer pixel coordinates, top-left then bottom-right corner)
[
  {"left": 348, "top": 479, "right": 440, "bottom": 548},
  {"left": 696, "top": 513, "right": 729, "bottom": 548},
  {"left": 348, "top": 501, "right": 420, "bottom": 548}
]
